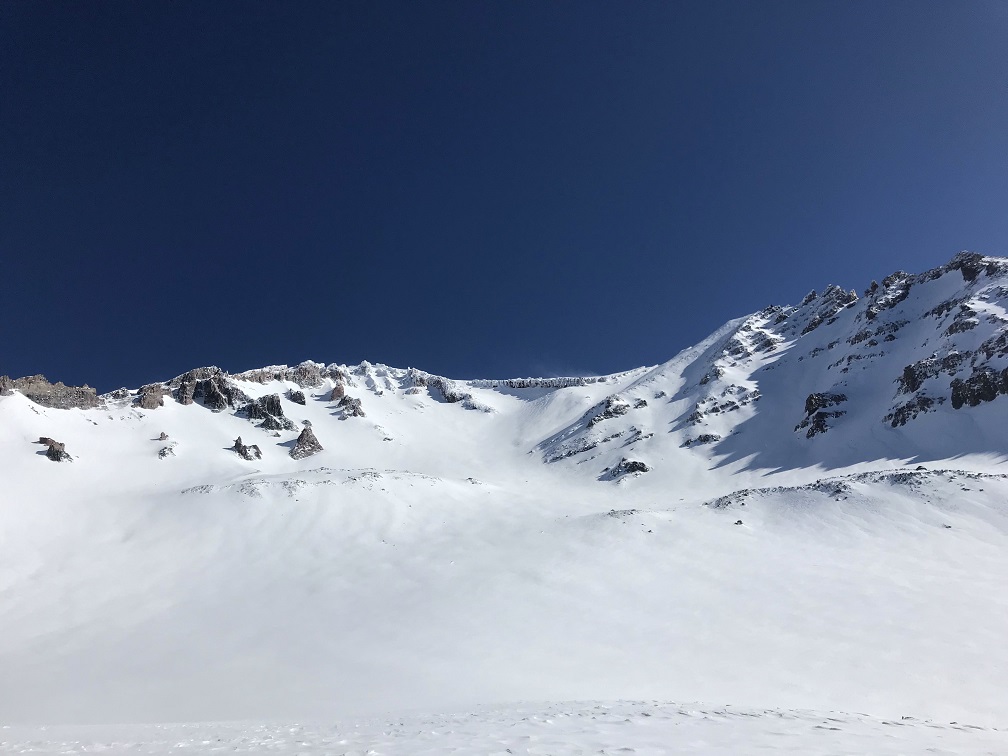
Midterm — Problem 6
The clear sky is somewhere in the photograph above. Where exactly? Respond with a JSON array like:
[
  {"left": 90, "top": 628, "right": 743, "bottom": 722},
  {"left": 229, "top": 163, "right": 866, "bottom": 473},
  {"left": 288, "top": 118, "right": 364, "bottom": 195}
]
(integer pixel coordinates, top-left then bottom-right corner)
[{"left": 2, "top": 1, "right": 1007, "bottom": 391}]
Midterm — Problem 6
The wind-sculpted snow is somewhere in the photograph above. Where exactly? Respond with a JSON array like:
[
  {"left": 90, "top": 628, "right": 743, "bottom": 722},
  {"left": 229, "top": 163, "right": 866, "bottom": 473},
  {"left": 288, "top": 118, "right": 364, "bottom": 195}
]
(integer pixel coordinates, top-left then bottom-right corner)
[{"left": 2, "top": 251, "right": 1008, "bottom": 731}]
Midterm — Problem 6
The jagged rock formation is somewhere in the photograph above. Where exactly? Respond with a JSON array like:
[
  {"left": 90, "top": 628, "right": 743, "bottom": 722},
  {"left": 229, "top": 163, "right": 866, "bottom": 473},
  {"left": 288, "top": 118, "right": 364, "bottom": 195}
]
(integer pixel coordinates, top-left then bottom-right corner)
[
  {"left": 588, "top": 396, "right": 631, "bottom": 428},
  {"left": 286, "top": 389, "right": 306, "bottom": 405},
  {"left": 243, "top": 394, "right": 297, "bottom": 431},
  {"left": 234, "top": 361, "right": 330, "bottom": 388},
  {"left": 37, "top": 437, "right": 71, "bottom": 462},
  {"left": 158, "top": 432, "right": 169, "bottom": 441},
  {"left": 158, "top": 443, "right": 177, "bottom": 459},
  {"left": 135, "top": 384, "right": 166, "bottom": 410},
  {"left": 232, "top": 437, "right": 262, "bottom": 461},
  {"left": 1, "top": 375, "right": 100, "bottom": 409},
  {"left": 289, "top": 426, "right": 323, "bottom": 460},
  {"left": 337, "top": 395, "right": 366, "bottom": 418},
  {"left": 172, "top": 368, "right": 250, "bottom": 411},
  {"left": 804, "top": 392, "right": 848, "bottom": 416},
  {"left": 951, "top": 367, "right": 1008, "bottom": 409},
  {"left": 330, "top": 382, "right": 346, "bottom": 401}
]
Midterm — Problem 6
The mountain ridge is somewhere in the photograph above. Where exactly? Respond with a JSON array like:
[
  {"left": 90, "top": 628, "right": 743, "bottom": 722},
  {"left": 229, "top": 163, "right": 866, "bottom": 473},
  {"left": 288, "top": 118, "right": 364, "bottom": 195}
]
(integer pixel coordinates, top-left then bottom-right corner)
[{"left": 2, "top": 250, "right": 1007, "bottom": 729}]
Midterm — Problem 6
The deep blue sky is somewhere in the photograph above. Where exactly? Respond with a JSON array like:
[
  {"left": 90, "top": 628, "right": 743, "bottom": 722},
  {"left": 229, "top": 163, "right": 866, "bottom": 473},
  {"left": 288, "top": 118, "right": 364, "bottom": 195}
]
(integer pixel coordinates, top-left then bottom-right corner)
[{"left": 2, "top": 2, "right": 1007, "bottom": 390}]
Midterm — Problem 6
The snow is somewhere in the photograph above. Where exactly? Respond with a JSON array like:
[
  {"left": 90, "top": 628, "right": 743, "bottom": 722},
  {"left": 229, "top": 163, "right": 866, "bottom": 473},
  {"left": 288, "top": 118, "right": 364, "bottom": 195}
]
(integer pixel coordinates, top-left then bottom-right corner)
[
  {"left": 2, "top": 702, "right": 1004, "bottom": 754},
  {"left": 2, "top": 255, "right": 1007, "bottom": 752}
]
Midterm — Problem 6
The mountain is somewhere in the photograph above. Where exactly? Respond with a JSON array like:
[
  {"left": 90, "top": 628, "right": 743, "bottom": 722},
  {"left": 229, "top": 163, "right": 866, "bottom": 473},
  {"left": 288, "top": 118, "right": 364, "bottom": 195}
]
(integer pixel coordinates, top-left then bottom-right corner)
[{"left": 1, "top": 251, "right": 1007, "bottom": 741}]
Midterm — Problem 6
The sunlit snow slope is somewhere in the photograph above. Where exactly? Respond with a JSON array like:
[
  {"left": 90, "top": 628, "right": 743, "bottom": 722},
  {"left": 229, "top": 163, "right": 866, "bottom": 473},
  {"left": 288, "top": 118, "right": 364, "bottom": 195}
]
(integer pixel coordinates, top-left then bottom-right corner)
[{"left": 1, "top": 252, "right": 1007, "bottom": 733}]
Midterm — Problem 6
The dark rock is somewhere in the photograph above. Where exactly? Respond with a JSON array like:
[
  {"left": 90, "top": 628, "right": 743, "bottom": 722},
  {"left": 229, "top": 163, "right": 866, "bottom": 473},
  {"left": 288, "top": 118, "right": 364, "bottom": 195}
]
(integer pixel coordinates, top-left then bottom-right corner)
[
  {"left": 290, "top": 426, "right": 323, "bottom": 460},
  {"left": 633, "top": 398, "right": 648, "bottom": 409},
  {"left": 287, "top": 389, "right": 306, "bottom": 405},
  {"left": 804, "top": 392, "right": 847, "bottom": 416},
  {"left": 104, "top": 387, "right": 130, "bottom": 401},
  {"left": 232, "top": 436, "right": 262, "bottom": 461},
  {"left": 884, "top": 394, "right": 942, "bottom": 427},
  {"left": 795, "top": 410, "right": 846, "bottom": 438},
  {"left": 0, "top": 376, "right": 14, "bottom": 395},
  {"left": 135, "top": 383, "right": 166, "bottom": 410},
  {"left": 158, "top": 443, "right": 176, "bottom": 459},
  {"left": 172, "top": 368, "right": 248, "bottom": 410},
  {"left": 699, "top": 366, "right": 724, "bottom": 386},
  {"left": 338, "top": 395, "right": 366, "bottom": 418},
  {"left": 6, "top": 374, "right": 101, "bottom": 409},
  {"left": 734, "top": 520, "right": 743, "bottom": 526},
  {"left": 683, "top": 433, "right": 722, "bottom": 447},
  {"left": 176, "top": 378, "right": 196, "bottom": 405},
  {"left": 243, "top": 393, "right": 297, "bottom": 431},
  {"left": 897, "top": 353, "right": 968, "bottom": 395},
  {"left": 587, "top": 396, "right": 630, "bottom": 427},
  {"left": 609, "top": 457, "right": 651, "bottom": 478},
  {"left": 330, "top": 382, "right": 346, "bottom": 401},
  {"left": 37, "top": 437, "right": 71, "bottom": 462},
  {"left": 950, "top": 367, "right": 1008, "bottom": 409},
  {"left": 158, "top": 431, "right": 169, "bottom": 441}
]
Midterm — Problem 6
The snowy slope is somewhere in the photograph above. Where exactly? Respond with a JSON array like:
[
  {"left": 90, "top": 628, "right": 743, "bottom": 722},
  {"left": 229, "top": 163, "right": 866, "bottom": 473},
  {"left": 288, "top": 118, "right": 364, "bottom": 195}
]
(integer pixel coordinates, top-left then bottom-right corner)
[{"left": 1, "top": 251, "right": 1007, "bottom": 748}]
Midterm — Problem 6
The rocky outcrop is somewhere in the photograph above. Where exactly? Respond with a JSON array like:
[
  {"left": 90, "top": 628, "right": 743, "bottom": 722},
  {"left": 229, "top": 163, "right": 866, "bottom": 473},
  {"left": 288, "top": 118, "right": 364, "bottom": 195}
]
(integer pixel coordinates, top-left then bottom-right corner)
[
  {"left": 338, "top": 395, "right": 366, "bottom": 418},
  {"left": 804, "top": 392, "right": 847, "bottom": 416},
  {"left": 330, "top": 382, "right": 346, "bottom": 401},
  {"left": 134, "top": 383, "right": 166, "bottom": 410},
  {"left": 289, "top": 426, "right": 323, "bottom": 460},
  {"left": 897, "top": 353, "right": 968, "bottom": 395},
  {"left": 796, "top": 410, "right": 846, "bottom": 438},
  {"left": 233, "top": 361, "right": 327, "bottom": 388},
  {"left": 172, "top": 368, "right": 249, "bottom": 411},
  {"left": 3, "top": 375, "right": 101, "bottom": 409},
  {"left": 0, "top": 376, "right": 13, "bottom": 396},
  {"left": 37, "top": 437, "right": 71, "bottom": 462},
  {"left": 158, "top": 443, "right": 177, "bottom": 459},
  {"left": 158, "top": 432, "right": 169, "bottom": 441},
  {"left": 608, "top": 457, "right": 650, "bottom": 478},
  {"left": 587, "top": 396, "right": 631, "bottom": 428},
  {"left": 796, "top": 394, "right": 848, "bottom": 438},
  {"left": 884, "top": 394, "right": 942, "bottom": 427},
  {"left": 232, "top": 437, "right": 262, "bottom": 461},
  {"left": 243, "top": 394, "right": 297, "bottom": 431},
  {"left": 946, "top": 250, "right": 1008, "bottom": 283},
  {"left": 798, "top": 285, "right": 858, "bottom": 335},
  {"left": 683, "top": 433, "right": 721, "bottom": 447},
  {"left": 950, "top": 367, "right": 1008, "bottom": 409},
  {"left": 286, "top": 389, "right": 306, "bottom": 405}
]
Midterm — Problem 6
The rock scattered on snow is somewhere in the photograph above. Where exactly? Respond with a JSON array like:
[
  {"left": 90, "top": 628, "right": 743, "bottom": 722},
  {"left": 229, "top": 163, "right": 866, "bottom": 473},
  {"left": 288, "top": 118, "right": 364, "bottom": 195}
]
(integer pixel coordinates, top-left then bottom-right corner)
[
  {"left": 243, "top": 394, "right": 297, "bottom": 431},
  {"left": 338, "top": 395, "right": 366, "bottom": 418},
  {"left": 232, "top": 436, "right": 262, "bottom": 461},
  {"left": 286, "top": 389, "right": 306, "bottom": 405},
  {"left": 289, "top": 426, "right": 323, "bottom": 460},
  {"left": 608, "top": 457, "right": 651, "bottom": 478},
  {"left": 37, "top": 437, "right": 72, "bottom": 462}
]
